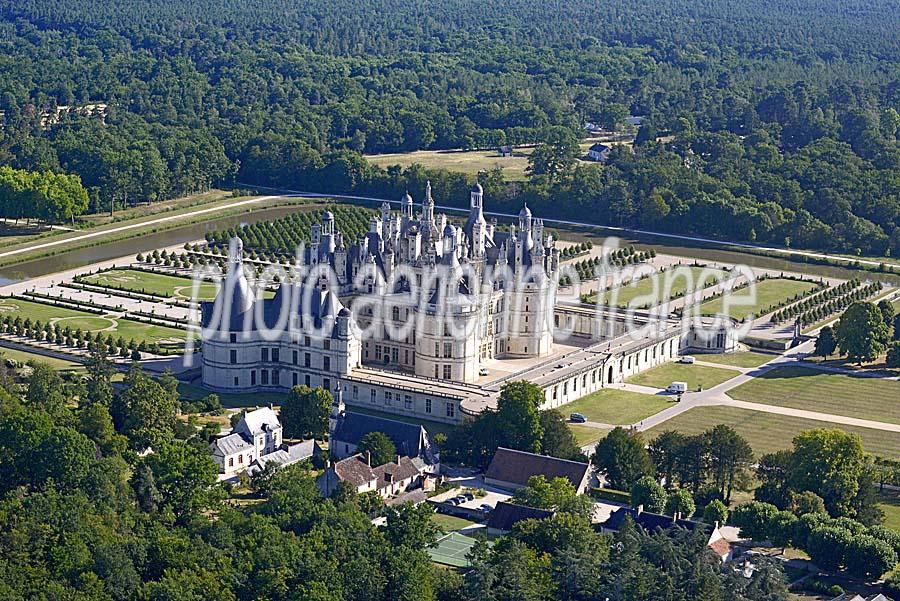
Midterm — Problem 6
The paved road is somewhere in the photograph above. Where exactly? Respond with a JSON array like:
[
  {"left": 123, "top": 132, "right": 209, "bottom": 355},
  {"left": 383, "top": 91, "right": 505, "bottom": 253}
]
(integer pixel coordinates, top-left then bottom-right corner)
[
  {"left": 580, "top": 339, "right": 900, "bottom": 452},
  {"left": 0, "top": 195, "right": 285, "bottom": 262}
]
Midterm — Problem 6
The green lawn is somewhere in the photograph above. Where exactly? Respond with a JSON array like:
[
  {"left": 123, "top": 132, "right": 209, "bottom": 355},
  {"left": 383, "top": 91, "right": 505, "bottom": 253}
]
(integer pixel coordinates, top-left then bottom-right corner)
[
  {"left": 693, "top": 351, "right": 776, "bottom": 369},
  {"left": 647, "top": 405, "right": 900, "bottom": 458},
  {"left": 568, "top": 424, "right": 610, "bottom": 446},
  {"left": 558, "top": 388, "right": 671, "bottom": 425},
  {"left": 596, "top": 266, "right": 727, "bottom": 308},
  {"left": 432, "top": 513, "right": 477, "bottom": 532},
  {"left": 82, "top": 268, "right": 219, "bottom": 300},
  {"left": 877, "top": 489, "right": 900, "bottom": 532},
  {"left": 0, "top": 346, "right": 84, "bottom": 371},
  {"left": 699, "top": 278, "right": 821, "bottom": 320},
  {"left": 0, "top": 297, "right": 189, "bottom": 347},
  {"left": 114, "top": 318, "right": 189, "bottom": 346},
  {"left": 727, "top": 365, "right": 900, "bottom": 425},
  {"left": 177, "top": 381, "right": 290, "bottom": 407},
  {"left": 0, "top": 296, "right": 98, "bottom": 322},
  {"left": 627, "top": 362, "right": 741, "bottom": 391}
]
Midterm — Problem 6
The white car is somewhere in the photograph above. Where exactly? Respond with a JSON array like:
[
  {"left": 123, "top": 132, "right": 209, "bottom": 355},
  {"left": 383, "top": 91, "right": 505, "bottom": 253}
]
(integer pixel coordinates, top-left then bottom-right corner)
[
  {"left": 667, "top": 381, "right": 688, "bottom": 394},
  {"left": 679, "top": 356, "right": 695, "bottom": 364}
]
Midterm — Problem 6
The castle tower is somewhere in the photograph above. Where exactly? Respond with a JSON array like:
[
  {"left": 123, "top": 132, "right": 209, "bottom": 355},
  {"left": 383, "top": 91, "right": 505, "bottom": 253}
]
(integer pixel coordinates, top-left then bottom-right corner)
[{"left": 401, "top": 191, "right": 414, "bottom": 221}]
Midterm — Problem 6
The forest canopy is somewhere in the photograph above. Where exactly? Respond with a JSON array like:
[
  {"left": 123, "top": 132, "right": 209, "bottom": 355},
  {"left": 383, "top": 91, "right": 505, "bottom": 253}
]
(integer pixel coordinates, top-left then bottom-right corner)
[{"left": 0, "top": 0, "right": 898, "bottom": 254}]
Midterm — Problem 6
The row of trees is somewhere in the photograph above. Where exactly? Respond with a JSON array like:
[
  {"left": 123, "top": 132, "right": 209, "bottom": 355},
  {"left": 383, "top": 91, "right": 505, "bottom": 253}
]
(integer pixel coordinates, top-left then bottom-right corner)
[
  {"left": 205, "top": 204, "right": 375, "bottom": 254},
  {"left": 595, "top": 425, "right": 754, "bottom": 505},
  {"left": 733, "top": 501, "right": 898, "bottom": 579}
]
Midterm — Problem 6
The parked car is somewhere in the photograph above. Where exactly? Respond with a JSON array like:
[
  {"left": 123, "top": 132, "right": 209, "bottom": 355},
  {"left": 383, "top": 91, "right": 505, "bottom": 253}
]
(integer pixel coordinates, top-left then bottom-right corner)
[
  {"left": 446, "top": 498, "right": 460, "bottom": 506},
  {"left": 679, "top": 355, "right": 695, "bottom": 364},
  {"left": 667, "top": 381, "right": 688, "bottom": 394},
  {"left": 463, "top": 492, "right": 475, "bottom": 501},
  {"left": 478, "top": 367, "right": 490, "bottom": 376},
  {"left": 476, "top": 503, "right": 493, "bottom": 515},
  {"left": 569, "top": 412, "right": 588, "bottom": 423}
]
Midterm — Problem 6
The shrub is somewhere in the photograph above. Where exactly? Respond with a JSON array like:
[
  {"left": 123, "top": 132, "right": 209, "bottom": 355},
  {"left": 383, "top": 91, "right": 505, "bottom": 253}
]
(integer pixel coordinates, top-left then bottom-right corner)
[
  {"left": 630, "top": 476, "right": 667, "bottom": 513},
  {"left": 702, "top": 499, "right": 729, "bottom": 525},
  {"left": 731, "top": 501, "right": 778, "bottom": 541}
]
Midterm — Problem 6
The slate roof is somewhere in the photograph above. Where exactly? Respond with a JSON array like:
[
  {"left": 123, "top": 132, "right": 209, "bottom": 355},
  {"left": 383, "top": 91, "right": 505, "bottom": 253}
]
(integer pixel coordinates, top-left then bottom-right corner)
[
  {"left": 332, "top": 412, "right": 437, "bottom": 463},
  {"left": 211, "top": 432, "right": 253, "bottom": 456},
  {"left": 249, "top": 440, "right": 315, "bottom": 474},
  {"left": 202, "top": 281, "right": 348, "bottom": 336},
  {"left": 484, "top": 447, "right": 590, "bottom": 490},
  {"left": 604, "top": 506, "right": 708, "bottom": 534},
  {"left": 487, "top": 501, "right": 554, "bottom": 532},
  {"left": 239, "top": 407, "right": 281, "bottom": 436}
]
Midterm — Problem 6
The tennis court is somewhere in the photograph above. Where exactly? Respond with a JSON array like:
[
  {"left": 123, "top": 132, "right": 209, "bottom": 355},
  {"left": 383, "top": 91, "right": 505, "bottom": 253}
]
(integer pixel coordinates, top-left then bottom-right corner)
[{"left": 427, "top": 532, "right": 479, "bottom": 567}]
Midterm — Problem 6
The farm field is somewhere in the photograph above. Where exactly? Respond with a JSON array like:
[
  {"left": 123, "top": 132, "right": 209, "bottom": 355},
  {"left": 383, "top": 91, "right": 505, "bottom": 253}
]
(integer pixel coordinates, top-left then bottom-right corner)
[
  {"left": 558, "top": 388, "right": 671, "bottom": 425},
  {"left": 627, "top": 362, "right": 740, "bottom": 391},
  {"left": 727, "top": 365, "right": 900, "bottom": 425},
  {"left": 693, "top": 351, "right": 775, "bottom": 368},
  {"left": 646, "top": 405, "right": 900, "bottom": 458},
  {"left": 593, "top": 265, "right": 727, "bottom": 308},
  {"left": 0, "top": 297, "right": 189, "bottom": 347},
  {"left": 699, "top": 277, "right": 820, "bottom": 320},
  {"left": 81, "top": 268, "right": 219, "bottom": 300}
]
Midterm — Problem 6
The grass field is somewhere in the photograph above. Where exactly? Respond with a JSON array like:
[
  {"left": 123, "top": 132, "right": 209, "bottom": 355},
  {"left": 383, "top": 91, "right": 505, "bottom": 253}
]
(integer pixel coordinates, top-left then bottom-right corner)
[
  {"left": 0, "top": 346, "right": 84, "bottom": 371},
  {"left": 699, "top": 278, "right": 821, "bottom": 320},
  {"left": 0, "top": 297, "right": 189, "bottom": 346},
  {"left": 82, "top": 268, "right": 219, "bottom": 300},
  {"left": 569, "top": 424, "right": 611, "bottom": 446},
  {"left": 0, "top": 296, "right": 97, "bottom": 322},
  {"left": 647, "top": 405, "right": 900, "bottom": 458},
  {"left": 693, "top": 351, "right": 775, "bottom": 368},
  {"left": 727, "top": 365, "right": 900, "bottom": 425},
  {"left": 594, "top": 266, "right": 727, "bottom": 308},
  {"left": 366, "top": 142, "right": 605, "bottom": 182},
  {"left": 367, "top": 148, "right": 533, "bottom": 181},
  {"left": 432, "top": 513, "right": 477, "bottom": 532},
  {"left": 558, "top": 388, "right": 672, "bottom": 425},
  {"left": 627, "top": 362, "right": 740, "bottom": 391},
  {"left": 877, "top": 489, "right": 900, "bottom": 532}
]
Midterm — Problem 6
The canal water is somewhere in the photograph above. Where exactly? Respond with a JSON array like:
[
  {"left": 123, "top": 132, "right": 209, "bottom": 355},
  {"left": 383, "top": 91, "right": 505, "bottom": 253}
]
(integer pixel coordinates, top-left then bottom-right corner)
[
  {"left": 0, "top": 205, "right": 304, "bottom": 285},
  {"left": 1, "top": 200, "right": 897, "bottom": 287}
]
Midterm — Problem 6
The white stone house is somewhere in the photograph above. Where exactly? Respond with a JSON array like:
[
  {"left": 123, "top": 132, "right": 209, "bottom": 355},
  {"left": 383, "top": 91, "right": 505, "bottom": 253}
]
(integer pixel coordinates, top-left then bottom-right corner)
[{"left": 211, "top": 407, "right": 301, "bottom": 476}]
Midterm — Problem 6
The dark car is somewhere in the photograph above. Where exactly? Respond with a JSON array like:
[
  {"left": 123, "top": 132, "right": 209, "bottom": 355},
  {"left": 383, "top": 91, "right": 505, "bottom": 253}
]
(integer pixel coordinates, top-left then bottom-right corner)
[{"left": 569, "top": 412, "right": 588, "bottom": 423}]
